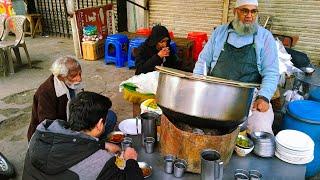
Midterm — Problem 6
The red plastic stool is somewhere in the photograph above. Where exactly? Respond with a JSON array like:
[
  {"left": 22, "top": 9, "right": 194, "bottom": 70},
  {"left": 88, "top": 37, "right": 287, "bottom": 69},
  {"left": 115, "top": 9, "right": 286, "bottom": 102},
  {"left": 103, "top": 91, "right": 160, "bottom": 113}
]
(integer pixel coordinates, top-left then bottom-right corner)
[
  {"left": 136, "top": 28, "right": 151, "bottom": 37},
  {"left": 169, "top": 31, "right": 174, "bottom": 39},
  {"left": 187, "top": 32, "right": 208, "bottom": 61}
]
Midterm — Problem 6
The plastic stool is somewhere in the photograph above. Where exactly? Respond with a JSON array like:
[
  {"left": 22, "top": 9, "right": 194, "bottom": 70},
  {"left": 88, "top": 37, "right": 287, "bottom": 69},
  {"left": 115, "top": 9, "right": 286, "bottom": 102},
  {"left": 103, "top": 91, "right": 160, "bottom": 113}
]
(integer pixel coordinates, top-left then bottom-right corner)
[
  {"left": 187, "top": 32, "right": 208, "bottom": 61},
  {"left": 104, "top": 34, "right": 129, "bottom": 67},
  {"left": 170, "top": 41, "right": 177, "bottom": 54},
  {"left": 169, "top": 31, "right": 174, "bottom": 39},
  {"left": 136, "top": 28, "right": 151, "bottom": 37},
  {"left": 127, "top": 37, "right": 146, "bottom": 69}
]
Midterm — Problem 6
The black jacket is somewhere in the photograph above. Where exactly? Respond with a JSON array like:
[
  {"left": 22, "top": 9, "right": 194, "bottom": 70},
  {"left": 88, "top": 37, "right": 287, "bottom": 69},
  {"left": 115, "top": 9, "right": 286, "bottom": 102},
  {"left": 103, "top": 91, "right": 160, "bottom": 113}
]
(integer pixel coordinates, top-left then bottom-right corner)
[
  {"left": 22, "top": 120, "right": 143, "bottom": 180},
  {"left": 135, "top": 42, "right": 181, "bottom": 75},
  {"left": 135, "top": 25, "right": 194, "bottom": 75}
]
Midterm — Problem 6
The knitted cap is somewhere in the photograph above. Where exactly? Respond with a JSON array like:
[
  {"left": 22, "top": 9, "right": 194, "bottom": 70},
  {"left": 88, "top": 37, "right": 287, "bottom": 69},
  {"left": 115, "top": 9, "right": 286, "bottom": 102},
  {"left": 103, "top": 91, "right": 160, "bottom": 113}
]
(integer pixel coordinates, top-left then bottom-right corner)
[{"left": 235, "top": 0, "right": 258, "bottom": 8}]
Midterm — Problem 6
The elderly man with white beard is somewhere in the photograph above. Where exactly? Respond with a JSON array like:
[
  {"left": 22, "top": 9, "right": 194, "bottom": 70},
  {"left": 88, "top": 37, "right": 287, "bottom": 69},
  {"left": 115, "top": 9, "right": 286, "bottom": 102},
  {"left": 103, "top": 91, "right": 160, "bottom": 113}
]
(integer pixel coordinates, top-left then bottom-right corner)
[
  {"left": 27, "top": 56, "right": 117, "bottom": 141},
  {"left": 193, "top": 0, "right": 279, "bottom": 134}
]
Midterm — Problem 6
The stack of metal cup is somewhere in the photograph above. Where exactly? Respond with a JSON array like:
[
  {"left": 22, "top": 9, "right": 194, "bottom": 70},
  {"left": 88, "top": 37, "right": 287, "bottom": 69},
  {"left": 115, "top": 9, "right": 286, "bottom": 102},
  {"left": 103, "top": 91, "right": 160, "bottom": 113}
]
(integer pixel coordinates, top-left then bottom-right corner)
[{"left": 250, "top": 131, "right": 275, "bottom": 157}]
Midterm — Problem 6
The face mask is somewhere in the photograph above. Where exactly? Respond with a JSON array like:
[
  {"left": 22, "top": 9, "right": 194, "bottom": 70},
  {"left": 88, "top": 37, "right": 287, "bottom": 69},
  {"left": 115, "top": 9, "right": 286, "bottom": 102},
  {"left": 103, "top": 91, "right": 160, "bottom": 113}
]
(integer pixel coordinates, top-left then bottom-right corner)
[{"left": 66, "top": 81, "right": 82, "bottom": 90}]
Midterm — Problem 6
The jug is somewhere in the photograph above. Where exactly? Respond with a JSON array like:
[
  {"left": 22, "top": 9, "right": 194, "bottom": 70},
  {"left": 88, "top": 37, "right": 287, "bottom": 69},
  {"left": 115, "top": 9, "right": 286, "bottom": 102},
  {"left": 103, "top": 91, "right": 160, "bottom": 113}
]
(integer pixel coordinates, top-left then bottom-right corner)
[
  {"left": 200, "top": 149, "right": 223, "bottom": 180},
  {"left": 136, "top": 112, "right": 159, "bottom": 145}
]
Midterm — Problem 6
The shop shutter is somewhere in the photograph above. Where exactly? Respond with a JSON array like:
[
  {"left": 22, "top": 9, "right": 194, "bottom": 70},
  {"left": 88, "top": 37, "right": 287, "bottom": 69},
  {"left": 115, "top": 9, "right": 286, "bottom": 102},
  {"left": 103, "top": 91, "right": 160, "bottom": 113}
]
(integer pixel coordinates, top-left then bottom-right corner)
[{"left": 149, "top": 0, "right": 225, "bottom": 38}]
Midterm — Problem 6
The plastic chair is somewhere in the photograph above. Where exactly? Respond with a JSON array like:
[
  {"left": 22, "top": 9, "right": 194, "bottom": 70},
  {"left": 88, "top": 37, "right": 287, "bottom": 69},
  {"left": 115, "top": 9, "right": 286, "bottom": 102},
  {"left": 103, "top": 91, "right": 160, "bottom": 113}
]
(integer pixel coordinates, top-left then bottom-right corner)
[
  {"left": 0, "top": 14, "right": 6, "bottom": 39},
  {"left": 127, "top": 37, "right": 146, "bottom": 69},
  {"left": 104, "top": 34, "right": 129, "bottom": 68},
  {"left": 0, "top": 15, "right": 31, "bottom": 74},
  {"left": 0, "top": 14, "right": 7, "bottom": 76}
]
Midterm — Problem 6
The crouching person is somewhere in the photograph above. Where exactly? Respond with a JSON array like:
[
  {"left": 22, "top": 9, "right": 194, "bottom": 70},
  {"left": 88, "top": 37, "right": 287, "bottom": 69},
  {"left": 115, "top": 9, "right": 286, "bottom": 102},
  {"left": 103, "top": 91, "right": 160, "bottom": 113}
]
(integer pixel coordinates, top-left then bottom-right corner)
[{"left": 22, "top": 91, "right": 143, "bottom": 180}]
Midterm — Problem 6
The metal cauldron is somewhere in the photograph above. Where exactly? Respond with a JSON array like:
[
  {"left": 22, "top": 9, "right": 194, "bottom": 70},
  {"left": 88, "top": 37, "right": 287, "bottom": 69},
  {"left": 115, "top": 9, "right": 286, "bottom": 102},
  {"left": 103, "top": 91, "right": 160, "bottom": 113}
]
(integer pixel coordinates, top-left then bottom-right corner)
[{"left": 156, "top": 66, "right": 259, "bottom": 129}]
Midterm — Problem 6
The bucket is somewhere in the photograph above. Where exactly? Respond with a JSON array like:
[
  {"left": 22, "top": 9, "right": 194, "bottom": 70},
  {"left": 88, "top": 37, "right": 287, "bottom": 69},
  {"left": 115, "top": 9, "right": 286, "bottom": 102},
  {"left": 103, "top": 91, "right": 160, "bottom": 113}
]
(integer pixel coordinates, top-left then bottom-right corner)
[
  {"left": 282, "top": 100, "right": 320, "bottom": 177},
  {"left": 309, "top": 87, "right": 320, "bottom": 102}
]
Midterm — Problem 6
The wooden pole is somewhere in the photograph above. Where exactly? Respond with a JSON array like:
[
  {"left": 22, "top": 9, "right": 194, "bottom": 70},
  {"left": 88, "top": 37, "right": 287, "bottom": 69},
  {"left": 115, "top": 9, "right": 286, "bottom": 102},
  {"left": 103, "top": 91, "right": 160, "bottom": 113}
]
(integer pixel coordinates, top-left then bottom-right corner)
[
  {"left": 70, "top": 16, "right": 82, "bottom": 58},
  {"left": 222, "top": 0, "right": 230, "bottom": 24}
]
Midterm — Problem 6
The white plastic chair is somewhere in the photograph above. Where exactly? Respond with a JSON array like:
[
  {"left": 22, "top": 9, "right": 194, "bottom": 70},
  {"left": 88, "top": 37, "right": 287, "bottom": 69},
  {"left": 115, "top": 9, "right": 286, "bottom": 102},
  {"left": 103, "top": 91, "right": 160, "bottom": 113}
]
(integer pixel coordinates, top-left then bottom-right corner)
[{"left": 0, "top": 15, "right": 31, "bottom": 74}]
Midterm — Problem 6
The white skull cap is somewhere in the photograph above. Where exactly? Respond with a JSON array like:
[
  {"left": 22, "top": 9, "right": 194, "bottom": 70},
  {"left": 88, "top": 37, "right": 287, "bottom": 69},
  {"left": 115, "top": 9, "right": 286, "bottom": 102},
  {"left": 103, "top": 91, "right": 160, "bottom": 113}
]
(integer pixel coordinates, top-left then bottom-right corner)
[{"left": 235, "top": 0, "right": 258, "bottom": 8}]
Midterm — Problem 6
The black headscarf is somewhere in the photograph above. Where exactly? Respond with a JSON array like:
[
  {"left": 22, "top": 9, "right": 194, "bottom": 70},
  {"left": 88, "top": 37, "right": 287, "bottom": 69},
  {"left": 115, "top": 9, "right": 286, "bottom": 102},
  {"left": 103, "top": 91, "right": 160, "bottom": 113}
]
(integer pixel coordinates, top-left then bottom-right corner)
[{"left": 146, "top": 25, "right": 171, "bottom": 47}]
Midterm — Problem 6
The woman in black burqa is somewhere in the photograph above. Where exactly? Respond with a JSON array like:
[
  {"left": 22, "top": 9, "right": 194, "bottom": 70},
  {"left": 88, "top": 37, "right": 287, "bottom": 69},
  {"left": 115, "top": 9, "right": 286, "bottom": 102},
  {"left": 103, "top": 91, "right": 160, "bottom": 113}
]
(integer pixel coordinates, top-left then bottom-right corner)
[{"left": 135, "top": 25, "right": 194, "bottom": 75}]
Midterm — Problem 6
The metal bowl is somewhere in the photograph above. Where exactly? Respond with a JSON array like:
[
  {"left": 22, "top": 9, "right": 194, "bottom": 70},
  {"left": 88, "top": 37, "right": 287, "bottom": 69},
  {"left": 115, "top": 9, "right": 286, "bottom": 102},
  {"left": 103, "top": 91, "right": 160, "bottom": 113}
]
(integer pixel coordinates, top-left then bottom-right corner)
[
  {"left": 156, "top": 66, "right": 258, "bottom": 128},
  {"left": 250, "top": 131, "right": 275, "bottom": 157},
  {"left": 138, "top": 162, "right": 152, "bottom": 178}
]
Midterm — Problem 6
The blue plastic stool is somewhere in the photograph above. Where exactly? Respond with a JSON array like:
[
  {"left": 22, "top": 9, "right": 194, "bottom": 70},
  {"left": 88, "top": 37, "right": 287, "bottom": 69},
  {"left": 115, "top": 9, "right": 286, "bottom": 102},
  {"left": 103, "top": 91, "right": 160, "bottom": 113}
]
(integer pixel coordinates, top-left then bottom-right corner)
[
  {"left": 170, "top": 41, "right": 177, "bottom": 54},
  {"left": 127, "top": 37, "right": 146, "bottom": 69},
  {"left": 282, "top": 100, "right": 320, "bottom": 177},
  {"left": 104, "top": 34, "right": 129, "bottom": 67}
]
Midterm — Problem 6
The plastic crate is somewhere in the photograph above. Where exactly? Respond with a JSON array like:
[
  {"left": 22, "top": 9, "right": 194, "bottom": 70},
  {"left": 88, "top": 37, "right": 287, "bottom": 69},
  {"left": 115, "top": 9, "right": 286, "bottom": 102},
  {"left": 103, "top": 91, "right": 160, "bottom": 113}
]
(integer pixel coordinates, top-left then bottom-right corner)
[{"left": 82, "top": 40, "right": 105, "bottom": 61}]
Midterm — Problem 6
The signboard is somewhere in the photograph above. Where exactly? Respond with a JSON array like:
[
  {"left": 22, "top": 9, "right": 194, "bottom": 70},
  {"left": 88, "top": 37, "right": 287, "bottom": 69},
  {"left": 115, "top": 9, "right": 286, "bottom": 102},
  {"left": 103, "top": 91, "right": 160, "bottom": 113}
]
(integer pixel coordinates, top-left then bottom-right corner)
[{"left": 75, "top": 4, "right": 113, "bottom": 43}]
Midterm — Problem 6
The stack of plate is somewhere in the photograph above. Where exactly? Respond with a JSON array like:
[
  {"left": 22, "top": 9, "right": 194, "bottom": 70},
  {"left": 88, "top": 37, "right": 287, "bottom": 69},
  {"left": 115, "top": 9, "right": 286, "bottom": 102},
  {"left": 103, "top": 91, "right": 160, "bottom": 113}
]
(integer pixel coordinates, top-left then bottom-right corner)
[
  {"left": 250, "top": 131, "right": 275, "bottom": 157},
  {"left": 275, "top": 130, "right": 314, "bottom": 165}
]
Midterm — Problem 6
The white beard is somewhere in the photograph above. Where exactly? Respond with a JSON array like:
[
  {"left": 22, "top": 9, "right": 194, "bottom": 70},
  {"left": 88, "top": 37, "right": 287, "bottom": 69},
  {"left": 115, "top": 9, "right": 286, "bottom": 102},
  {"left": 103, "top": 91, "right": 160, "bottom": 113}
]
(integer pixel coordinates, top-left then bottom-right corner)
[{"left": 232, "top": 14, "right": 258, "bottom": 35}]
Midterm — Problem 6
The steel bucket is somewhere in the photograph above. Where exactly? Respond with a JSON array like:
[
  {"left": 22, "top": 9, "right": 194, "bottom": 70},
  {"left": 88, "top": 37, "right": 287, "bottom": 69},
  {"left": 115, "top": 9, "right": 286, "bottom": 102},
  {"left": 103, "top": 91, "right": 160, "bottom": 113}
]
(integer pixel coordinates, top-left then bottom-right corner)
[{"left": 156, "top": 66, "right": 258, "bottom": 128}]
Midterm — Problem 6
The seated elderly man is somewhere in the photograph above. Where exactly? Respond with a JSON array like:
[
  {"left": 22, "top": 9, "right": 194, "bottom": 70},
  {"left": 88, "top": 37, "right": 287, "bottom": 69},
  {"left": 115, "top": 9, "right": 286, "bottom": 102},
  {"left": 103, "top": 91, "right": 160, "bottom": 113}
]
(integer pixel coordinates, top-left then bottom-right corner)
[
  {"left": 27, "top": 56, "right": 116, "bottom": 141},
  {"left": 23, "top": 91, "right": 144, "bottom": 180},
  {"left": 193, "top": 0, "right": 279, "bottom": 134}
]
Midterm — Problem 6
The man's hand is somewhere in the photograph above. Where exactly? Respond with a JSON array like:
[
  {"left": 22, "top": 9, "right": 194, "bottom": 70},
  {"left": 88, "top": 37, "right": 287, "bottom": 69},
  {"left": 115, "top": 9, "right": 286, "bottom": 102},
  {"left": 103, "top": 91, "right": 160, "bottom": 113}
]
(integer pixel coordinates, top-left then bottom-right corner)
[
  {"left": 157, "top": 47, "right": 170, "bottom": 59},
  {"left": 123, "top": 147, "right": 138, "bottom": 161},
  {"left": 105, "top": 142, "right": 121, "bottom": 154},
  {"left": 252, "top": 98, "right": 269, "bottom": 112}
]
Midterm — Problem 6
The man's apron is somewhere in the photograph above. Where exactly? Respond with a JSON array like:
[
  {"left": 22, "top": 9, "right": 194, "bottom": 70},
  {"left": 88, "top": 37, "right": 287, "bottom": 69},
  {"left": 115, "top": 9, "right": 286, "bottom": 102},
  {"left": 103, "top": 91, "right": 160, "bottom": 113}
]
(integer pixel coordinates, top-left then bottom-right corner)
[
  {"left": 209, "top": 29, "right": 261, "bottom": 83},
  {"left": 209, "top": 27, "right": 274, "bottom": 134}
]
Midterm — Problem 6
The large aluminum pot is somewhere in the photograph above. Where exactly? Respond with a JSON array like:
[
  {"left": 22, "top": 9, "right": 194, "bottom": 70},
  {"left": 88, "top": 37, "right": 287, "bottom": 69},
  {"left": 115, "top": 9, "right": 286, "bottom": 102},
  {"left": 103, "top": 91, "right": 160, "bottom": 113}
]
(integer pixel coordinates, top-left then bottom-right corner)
[{"left": 156, "top": 67, "right": 259, "bottom": 128}]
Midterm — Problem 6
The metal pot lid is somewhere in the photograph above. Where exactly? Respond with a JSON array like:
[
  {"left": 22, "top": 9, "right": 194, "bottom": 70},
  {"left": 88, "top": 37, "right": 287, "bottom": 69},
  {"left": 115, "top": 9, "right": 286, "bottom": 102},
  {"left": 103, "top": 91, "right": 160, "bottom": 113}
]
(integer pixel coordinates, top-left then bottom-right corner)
[{"left": 156, "top": 66, "right": 260, "bottom": 88}]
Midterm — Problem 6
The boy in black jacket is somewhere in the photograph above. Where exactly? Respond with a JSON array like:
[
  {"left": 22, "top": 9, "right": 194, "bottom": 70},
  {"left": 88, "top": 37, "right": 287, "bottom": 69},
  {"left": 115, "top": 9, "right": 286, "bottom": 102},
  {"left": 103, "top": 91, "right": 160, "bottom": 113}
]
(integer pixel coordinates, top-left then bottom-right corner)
[{"left": 23, "top": 91, "right": 143, "bottom": 180}]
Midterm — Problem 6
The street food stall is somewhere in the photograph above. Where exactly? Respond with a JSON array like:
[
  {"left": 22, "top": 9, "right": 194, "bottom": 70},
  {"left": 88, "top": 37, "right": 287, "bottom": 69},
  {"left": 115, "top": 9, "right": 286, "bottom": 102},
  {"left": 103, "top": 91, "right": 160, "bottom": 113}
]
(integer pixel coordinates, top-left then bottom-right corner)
[{"left": 118, "top": 66, "right": 312, "bottom": 179}]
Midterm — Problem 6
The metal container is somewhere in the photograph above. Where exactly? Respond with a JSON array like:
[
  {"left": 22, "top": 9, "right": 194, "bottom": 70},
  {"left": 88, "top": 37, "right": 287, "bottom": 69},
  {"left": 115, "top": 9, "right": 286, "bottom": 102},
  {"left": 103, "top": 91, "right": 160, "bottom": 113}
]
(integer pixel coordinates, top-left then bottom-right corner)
[
  {"left": 137, "top": 112, "right": 159, "bottom": 145},
  {"left": 250, "top": 131, "right": 275, "bottom": 157},
  {"left": 156, "top": 66, "right": 258, "bottom": 128},
  {"left": 200, "top": 149, "right": 223, "bottom": 180},
  {"left": 294, "top": 66, "right": 320, "bottom": 99}
]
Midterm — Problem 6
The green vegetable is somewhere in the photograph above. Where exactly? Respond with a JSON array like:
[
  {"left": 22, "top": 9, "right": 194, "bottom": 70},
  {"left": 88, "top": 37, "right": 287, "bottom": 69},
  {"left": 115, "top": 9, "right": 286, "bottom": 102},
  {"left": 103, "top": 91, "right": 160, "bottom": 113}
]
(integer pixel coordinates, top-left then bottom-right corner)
[{"left": 236, "top": 137, "right": 250, "bottom": 148}]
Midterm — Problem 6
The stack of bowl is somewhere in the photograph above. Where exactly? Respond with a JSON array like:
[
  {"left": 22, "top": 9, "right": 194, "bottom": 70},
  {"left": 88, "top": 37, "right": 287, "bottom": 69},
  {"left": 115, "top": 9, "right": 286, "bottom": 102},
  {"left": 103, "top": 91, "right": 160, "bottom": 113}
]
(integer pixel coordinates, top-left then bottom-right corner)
[{"left": 250, "top": 131, "right": 275, "bottom": 157}]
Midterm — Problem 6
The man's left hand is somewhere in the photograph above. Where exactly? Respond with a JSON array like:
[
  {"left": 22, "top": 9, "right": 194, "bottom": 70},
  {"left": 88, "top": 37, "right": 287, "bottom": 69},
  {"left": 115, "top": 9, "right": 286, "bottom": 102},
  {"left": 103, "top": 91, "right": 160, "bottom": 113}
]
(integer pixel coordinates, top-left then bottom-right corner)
[{"left": 252, "top": 98, "right": 269, "bottom": 112}]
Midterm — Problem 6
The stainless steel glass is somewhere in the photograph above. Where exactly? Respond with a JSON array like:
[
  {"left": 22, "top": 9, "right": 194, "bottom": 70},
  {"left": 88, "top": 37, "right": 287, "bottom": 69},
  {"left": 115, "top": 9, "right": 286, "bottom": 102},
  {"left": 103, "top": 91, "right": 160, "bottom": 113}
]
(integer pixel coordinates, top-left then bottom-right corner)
[
  {"left": 164, "top": 154, "right": 176, "bottom": 174},
  {"left": 144, "top": 137, "right": 155, "bottom": 153}
]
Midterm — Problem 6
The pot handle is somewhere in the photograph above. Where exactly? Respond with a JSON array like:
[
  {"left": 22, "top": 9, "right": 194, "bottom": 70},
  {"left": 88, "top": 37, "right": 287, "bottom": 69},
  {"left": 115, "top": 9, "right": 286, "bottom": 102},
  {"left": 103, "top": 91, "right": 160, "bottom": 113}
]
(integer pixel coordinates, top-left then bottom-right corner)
[{"left": 215, "top": 160, "right": 223, "bottom": 180}]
